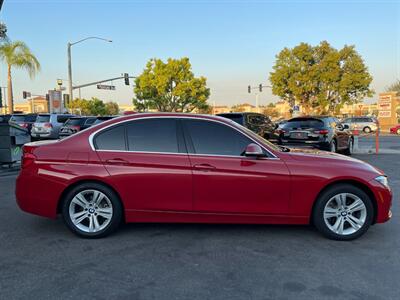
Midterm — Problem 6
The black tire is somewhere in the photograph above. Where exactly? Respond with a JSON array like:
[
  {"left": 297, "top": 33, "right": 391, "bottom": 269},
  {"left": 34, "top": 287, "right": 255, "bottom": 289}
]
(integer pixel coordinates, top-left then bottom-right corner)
[
  {"left": 343, "top": 138, "right": 353, "bottom": 156},
  {"left": 62, "top": 182, "right": 123, "bottom": 238},
  {"left": 313, "top": 184, "right": 374, "bottom": 241},
  {"left": 363, "top": 126, "right": 371, "bottom": 133}
]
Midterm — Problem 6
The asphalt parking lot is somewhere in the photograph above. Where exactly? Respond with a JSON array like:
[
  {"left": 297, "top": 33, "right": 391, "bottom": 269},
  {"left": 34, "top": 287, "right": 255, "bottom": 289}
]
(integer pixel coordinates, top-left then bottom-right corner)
[{"left": 0, "top": 154, "right": 398, "bottom": 300}]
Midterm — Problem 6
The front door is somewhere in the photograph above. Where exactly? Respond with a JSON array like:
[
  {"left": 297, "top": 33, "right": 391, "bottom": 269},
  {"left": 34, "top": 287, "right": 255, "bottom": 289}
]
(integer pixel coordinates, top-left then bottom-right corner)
[
  {"left": 94, "top": 118, "right": 193, "bottom": 212},
  {"left": 182, "top": 119, "right": 290, "bottom": 214}
]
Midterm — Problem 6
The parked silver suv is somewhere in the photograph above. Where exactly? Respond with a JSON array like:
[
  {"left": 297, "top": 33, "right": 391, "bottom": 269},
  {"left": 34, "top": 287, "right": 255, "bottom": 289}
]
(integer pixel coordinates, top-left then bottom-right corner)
[
  {"left": 31, "top": 113, "right": 75, "bottom": 140},
  {"left": 342, "top": 116, "right": 378, "bottom": 133}
]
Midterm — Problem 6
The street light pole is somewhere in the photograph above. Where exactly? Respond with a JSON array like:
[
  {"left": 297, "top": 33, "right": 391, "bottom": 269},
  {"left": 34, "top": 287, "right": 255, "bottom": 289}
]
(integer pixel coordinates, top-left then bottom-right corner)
[
  {"left": 67, "top": 42, "right": 73, "bottom": 103},
  {"left": 67, "top": 37, "right": 112, "bottom": 103}
]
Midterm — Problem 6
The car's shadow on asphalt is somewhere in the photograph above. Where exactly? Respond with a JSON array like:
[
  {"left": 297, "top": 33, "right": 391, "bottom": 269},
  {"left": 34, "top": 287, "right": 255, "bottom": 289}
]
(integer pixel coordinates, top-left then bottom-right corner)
[{"left": 25, "top": 215, "right": 390, "bottom": 247}]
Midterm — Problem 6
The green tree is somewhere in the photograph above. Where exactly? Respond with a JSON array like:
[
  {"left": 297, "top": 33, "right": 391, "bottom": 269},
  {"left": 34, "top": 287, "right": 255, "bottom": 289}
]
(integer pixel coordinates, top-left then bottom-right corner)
[
  {"left": 67, "top": 98, "right": 91, "bottom": 115},
  {"left": 269, "top": 41, "right": 373, "bottom": 114},
  {"left": 386, "top": 80, "right": 400, "bottom": 95},
  {"left": 133, "top": 57, "right": 210, "bottom": 112},
  {"left": 105, "top": 101, "right": 119, "bottom": 115},
  {"left": 87, "top": 97, "right": 107, "bottom": 116},
  {"left": 0, "top": 41, "right": 40, "bottom": 113}
]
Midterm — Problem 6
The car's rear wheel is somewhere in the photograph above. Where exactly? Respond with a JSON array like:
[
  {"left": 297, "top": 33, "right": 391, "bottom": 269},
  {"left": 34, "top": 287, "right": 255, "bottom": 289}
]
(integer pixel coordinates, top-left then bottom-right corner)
[
  {"left": 363, "top": 126, "right": 371, "bottom": 133},
  {"left": 62, "top": 183, "right": 122, "bottom": 238},
  {"left": 313, "top": 184, "right": 374, "bottom": 240}
]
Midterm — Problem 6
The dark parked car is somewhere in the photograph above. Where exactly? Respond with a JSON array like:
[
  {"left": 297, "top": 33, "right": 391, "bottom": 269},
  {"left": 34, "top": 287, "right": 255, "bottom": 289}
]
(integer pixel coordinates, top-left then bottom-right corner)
[
  {"left": 278, "top": 116, "right": 353, "bottom": 154},
  {"left": 59, "top": 116, "right": 97, "bottom": 138},
  {"left": 217, "top": 112, "right": 279, "bottom": 142}
]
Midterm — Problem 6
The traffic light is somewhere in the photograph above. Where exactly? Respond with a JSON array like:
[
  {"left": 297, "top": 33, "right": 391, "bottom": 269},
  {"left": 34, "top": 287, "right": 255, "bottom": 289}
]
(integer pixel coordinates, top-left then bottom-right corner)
[
  {"left": 0, "top": 88, "right": 3, "bottom": 108},
  {"left": 23, "top": 91, "right": 31, "bottom": 99},
  {"left": 124, "top": 73, "right": 129, "bottom": 86},
  {"left": 259, "top": 84, "right": 263, "bottom": 92},
  {"left": 248, "top": 85, "right": 251, "bottom": 93}
]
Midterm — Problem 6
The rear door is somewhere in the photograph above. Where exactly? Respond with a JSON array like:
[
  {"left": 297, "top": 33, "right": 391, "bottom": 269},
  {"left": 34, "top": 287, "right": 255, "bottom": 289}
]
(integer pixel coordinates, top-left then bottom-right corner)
[
  {"left": 95, "top": 118, "right": 193, "bottom": 212},
  {"left": 182, "top": 118, "right": 290, "bottom": 214}
]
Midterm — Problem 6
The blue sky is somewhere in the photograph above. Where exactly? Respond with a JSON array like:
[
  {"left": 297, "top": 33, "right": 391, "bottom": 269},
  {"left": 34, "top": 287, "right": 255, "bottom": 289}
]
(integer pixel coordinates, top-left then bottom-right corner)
[{"left": 1, "top": 0, "right": 399, "bottom": 106}]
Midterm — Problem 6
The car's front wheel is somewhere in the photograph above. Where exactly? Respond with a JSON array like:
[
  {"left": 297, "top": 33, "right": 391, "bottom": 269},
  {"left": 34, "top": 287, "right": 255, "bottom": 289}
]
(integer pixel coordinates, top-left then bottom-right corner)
[
  {"left": 313, "top": 184, "right": 374, "bottom": 240},
  {"left": 62, "top": 183, "right": 123, "bottom": 238}
]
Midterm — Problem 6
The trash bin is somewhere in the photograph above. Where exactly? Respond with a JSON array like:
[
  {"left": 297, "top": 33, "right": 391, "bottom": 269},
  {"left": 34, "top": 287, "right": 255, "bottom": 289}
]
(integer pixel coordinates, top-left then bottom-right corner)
[{"left": 0, "top": 117, "right": 31, "bottom": 165}]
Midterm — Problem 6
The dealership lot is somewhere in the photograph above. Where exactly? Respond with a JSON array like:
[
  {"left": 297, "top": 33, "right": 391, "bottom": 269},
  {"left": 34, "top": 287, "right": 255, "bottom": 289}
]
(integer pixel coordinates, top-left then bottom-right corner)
[{"left": 0, "top": 154, "right": 398, "bottom": 299}]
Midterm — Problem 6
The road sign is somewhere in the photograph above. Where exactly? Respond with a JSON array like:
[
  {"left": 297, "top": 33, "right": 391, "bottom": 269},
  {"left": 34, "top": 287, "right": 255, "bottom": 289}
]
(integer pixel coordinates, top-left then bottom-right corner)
[{"left": 97, "top": 84, "right": 115, "bottom": 90}]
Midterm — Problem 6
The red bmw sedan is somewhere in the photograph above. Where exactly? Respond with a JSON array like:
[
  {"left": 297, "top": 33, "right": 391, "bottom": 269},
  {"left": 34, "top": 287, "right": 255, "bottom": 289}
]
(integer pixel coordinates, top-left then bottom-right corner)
[{"left": 16, "top": 113, "right": 392, "bottom": 240}]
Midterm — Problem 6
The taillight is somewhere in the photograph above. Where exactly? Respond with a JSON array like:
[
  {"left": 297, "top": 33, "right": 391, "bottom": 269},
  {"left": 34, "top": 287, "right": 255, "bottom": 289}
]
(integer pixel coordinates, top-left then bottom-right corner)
[
  {"left": 21, "top": 147, "right": 37, "bottom": 169},
  {"left": 43, "top": 122, "right": 53, "bottom": 128},
  {"left": 71, "top": 125, "right": 81, "bottom": 131},
  {"left": 315, "top": 129, "right": 329, "bottom": 135},
  {"left": 20, "top": 123, "right": 29, "bottom": 128}
]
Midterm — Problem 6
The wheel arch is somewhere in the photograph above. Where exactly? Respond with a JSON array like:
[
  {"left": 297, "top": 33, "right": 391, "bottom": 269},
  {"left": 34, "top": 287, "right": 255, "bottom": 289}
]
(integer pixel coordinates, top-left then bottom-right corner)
[
  {"left": 310, "top": 179, "right": 378, "bottom": 224},
  {"left": 57, "top": 179, "right": 125, "bottom": 218}
]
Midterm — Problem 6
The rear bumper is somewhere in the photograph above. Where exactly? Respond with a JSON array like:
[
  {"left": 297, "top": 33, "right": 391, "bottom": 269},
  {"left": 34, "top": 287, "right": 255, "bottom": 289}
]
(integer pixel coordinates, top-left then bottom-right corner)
[
  {"left": 15, "top": 169, "right": 62, "bottom": 219},
  {"left": 280, "top": 140, "right": 330, "bottom": 150}
]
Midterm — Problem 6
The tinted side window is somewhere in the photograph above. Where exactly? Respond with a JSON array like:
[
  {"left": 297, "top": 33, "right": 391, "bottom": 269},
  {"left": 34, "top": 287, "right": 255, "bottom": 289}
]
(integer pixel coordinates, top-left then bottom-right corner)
[
  {"left": 126, "top": 119, "right": 179, "bottom": 153},
  {"left": 184, "top": 120, "right": 252, "bottom": 156},
  {"left": 95, "top": 125, "right": 126, "bottom": 150}
]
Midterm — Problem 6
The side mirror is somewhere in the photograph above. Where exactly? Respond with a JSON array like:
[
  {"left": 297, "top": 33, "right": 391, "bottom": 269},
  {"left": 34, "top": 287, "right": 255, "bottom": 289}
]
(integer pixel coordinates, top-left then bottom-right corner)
[{"left": 244, "top": 143, "right": 265, "bottom": 158}]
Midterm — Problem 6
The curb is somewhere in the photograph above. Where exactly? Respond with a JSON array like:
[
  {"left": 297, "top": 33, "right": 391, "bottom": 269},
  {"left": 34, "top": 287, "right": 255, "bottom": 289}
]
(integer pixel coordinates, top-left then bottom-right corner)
[{"left": 353, "top": 148, "right": 400, "bottom": 155}]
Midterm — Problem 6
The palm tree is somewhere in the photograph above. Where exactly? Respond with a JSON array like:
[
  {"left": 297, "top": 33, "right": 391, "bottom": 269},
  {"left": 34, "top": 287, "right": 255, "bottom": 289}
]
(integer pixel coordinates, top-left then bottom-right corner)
[{"left": 0, "top": 41, "right": 40, "bottom": 113}]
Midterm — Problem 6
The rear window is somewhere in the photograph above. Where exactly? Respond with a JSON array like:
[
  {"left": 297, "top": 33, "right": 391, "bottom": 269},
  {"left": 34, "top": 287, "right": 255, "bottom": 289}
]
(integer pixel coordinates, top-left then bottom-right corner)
[
  {"left": 24, "top": 114, "right": 37, "bottom": 122},
  {"left": 10, "top": 115, "right": 26, "bottom": 122},
  {"left": 218, "top": 114, "right": 244, "bottom": 125},
  {"left": 36, "top": 115, "right": 50, "bottom": 123},
  {"left": 65, "top": 118, "right": 84, "bottom": 125},
  {"left": 283, "top": 118, "right": 325, "bottom": 129}
]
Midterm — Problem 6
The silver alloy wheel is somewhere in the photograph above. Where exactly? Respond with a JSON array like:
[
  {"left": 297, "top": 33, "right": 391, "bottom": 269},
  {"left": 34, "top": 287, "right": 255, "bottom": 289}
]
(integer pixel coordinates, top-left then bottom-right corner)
[
  {"left": 363, "top": 127, "right": 371, "bottom": 133},
  {"left": 323, "top": 193, "right": 367, "bottom": 235},
  {"left": 69, "top": 189, "right": 113, "bottom": 233}
]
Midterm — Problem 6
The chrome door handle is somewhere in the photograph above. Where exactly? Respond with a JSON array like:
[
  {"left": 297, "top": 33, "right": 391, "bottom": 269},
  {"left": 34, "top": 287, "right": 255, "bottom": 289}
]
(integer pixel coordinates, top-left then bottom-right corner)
[
  {"left": 193, "top": 164, "right": 216, "bottom": 171},
  {"left": 105, "top": 158, "right": 129, "bottom": 165}
]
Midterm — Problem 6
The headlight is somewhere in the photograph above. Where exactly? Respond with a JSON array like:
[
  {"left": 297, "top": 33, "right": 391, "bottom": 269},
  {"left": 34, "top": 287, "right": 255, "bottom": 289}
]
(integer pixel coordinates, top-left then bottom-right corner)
[{"left": 375, "top": 175, "right": 390, "bottom": 189}]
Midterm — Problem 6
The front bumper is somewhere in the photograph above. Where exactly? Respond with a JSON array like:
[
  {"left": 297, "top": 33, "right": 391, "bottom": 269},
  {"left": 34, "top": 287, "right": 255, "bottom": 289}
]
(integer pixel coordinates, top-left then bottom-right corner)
[{"left": 368, "top": 178, "right": 393, "bottom": 223}]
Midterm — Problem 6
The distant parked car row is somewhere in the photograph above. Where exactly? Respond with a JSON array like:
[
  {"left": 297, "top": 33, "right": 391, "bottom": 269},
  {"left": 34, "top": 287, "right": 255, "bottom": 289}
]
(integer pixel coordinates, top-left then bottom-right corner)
[
  {"left": 217, "top": 113, "right": 354, "bottom": 155},
  {"left": 0, "top": 113, "right": 117, "bottom": 140}
]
